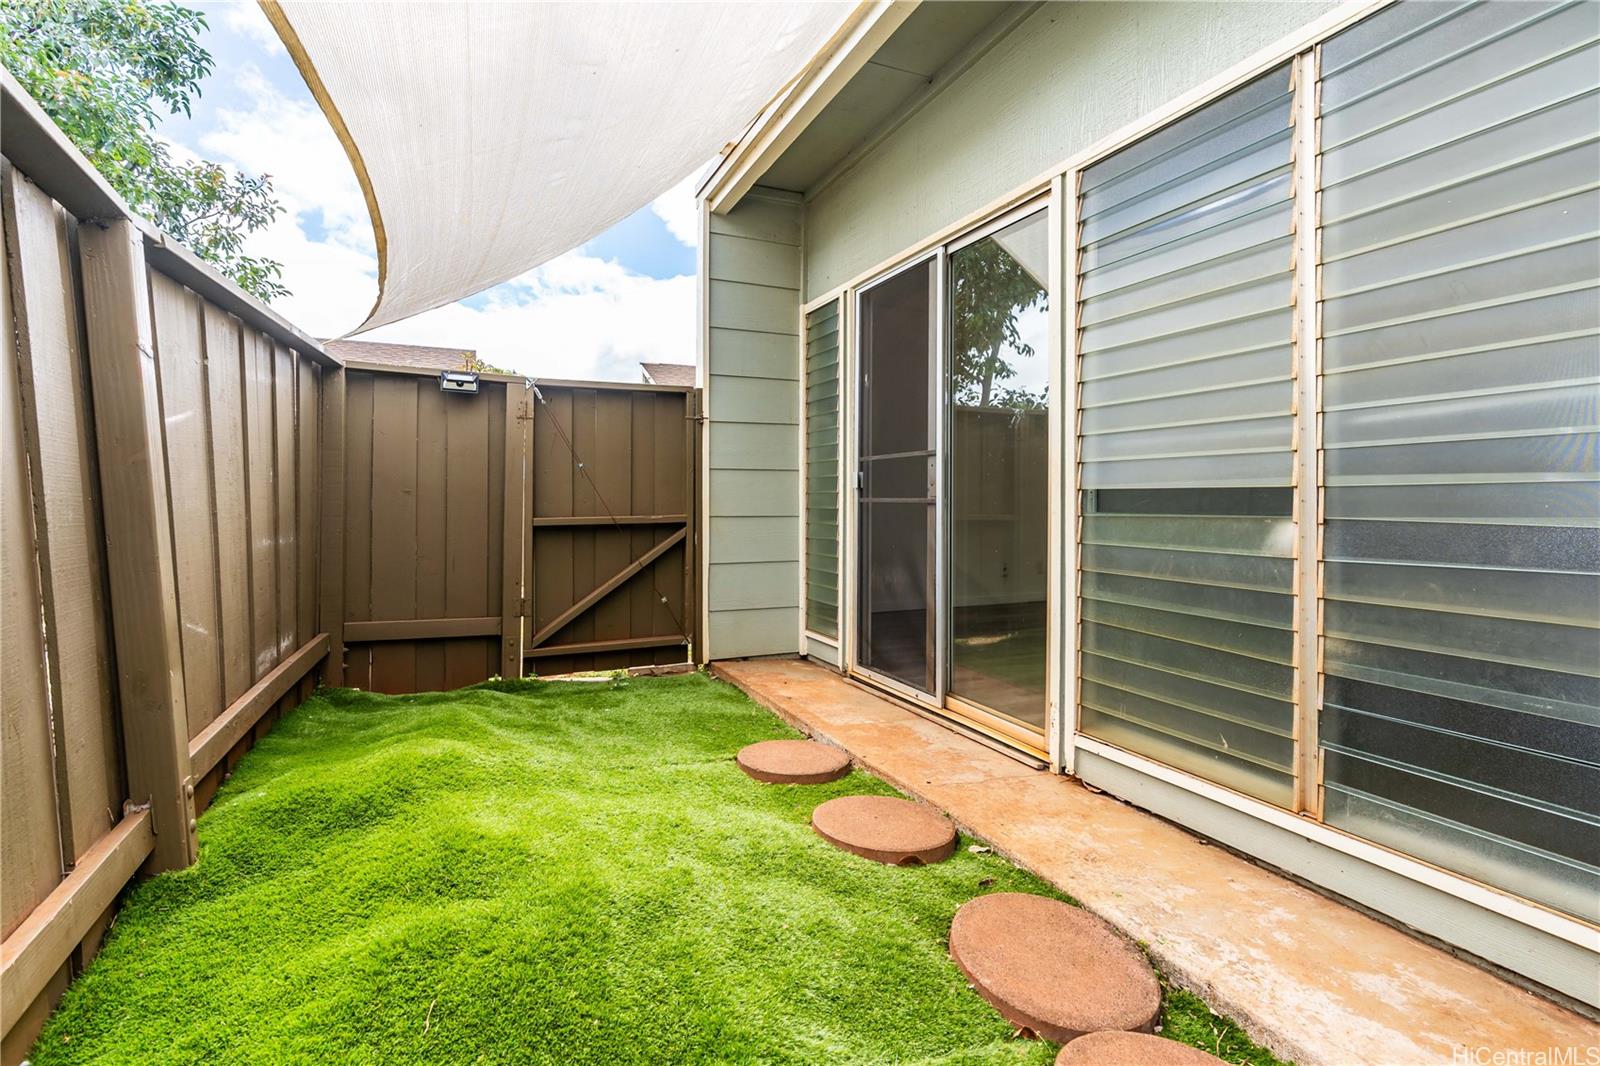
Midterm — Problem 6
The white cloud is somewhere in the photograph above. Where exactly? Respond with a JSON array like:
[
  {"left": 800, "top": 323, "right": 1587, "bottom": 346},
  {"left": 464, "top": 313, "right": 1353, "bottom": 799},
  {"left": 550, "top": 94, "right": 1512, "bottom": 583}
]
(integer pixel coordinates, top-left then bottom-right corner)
[
  {"left": 167, "top": 46, "right": 694, "bottom": 378},
  {"left": 188, "top": 63, "right": 377, "bottom": 336},
  {"left": 211, "top": 2, "right": 285, "bottom": 57},
  {"left": 650, "top": 168, "right": 705, "bottom": 249},
  {"left": 201, "top": 65, "right": 370, "bottom": 249},
  {"left": 363, "top": 252, "right": 694, "bottom": 382}
]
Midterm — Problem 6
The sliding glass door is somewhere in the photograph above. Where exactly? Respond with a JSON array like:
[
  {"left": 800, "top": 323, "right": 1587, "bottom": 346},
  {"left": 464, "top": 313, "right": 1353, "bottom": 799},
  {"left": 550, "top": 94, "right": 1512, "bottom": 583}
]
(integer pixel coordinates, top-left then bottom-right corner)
[
  {"left": 850, "top": 210, "right": 1053, "bottom": 749},
  {"left": 946, "top": 209, "right": 1050, "bottom": 736},
  {"left": 856, "top": 257, "right": 939, "bottom": 698}
]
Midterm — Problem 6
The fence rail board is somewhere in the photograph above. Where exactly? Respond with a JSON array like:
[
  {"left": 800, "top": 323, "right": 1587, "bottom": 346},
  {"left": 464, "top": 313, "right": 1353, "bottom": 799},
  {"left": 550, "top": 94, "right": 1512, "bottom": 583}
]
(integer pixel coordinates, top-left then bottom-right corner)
[
  {"left": 0, "top": 811, "right": 153, "bottom": 1037},
  {"left": 188, "top": 635, "right": 329, "bottom": 778}
]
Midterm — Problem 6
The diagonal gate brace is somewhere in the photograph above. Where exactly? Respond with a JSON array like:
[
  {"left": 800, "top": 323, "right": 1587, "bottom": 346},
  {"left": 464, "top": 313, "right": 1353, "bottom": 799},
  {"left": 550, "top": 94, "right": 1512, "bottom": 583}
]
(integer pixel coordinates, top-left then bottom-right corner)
[{"left": 526, "top": 527, "right": 687, "bottom": 650}]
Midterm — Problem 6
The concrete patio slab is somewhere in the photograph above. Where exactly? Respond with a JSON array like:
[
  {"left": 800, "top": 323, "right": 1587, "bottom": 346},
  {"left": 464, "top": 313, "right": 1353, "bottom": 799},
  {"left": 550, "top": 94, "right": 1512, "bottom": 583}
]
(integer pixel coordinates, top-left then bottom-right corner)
[{"left": 713, "top": 657, "right": 1598, "bottom": 1066}]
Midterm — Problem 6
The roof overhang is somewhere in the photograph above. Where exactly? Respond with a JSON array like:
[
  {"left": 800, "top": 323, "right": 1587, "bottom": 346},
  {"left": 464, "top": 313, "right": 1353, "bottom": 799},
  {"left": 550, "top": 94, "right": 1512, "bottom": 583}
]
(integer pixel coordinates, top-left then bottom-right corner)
[
  {"left": 698, "top": 2, "right": 1041, "bottom": 213},
  {"left": 697, "top": 1, "right": 920, "bottom": 214}
]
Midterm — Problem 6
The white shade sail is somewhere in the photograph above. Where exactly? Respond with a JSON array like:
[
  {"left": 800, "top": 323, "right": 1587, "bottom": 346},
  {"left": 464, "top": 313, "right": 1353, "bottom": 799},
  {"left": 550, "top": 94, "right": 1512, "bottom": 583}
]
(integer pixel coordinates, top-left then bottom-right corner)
[{"left": 264, "top": 1, "right": 853, "bottom": 332}]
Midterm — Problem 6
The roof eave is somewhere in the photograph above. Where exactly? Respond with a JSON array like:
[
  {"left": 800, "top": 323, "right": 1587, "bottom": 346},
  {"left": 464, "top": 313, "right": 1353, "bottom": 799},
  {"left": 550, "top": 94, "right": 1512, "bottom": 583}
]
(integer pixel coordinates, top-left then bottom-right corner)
[{"left": 697, "top": 0, "right": 920, "bottom": 214}]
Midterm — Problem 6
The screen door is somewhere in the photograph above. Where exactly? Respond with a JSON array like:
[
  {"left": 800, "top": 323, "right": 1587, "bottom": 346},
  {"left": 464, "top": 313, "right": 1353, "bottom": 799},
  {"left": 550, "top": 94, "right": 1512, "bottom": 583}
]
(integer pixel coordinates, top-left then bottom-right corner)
[{"left": 856, "top": 257, "right": 938, "bottom": 698}]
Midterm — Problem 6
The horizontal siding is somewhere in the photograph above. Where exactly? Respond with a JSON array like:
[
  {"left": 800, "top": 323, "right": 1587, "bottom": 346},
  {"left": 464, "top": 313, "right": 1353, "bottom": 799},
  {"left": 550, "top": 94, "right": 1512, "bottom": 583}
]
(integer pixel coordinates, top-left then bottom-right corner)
[
  {"left": 705, "top": 328, "right": 800, "bottom": 380},
  {"left": 711, "top": 562, "right": 799, "bottom": 612},
  {"left": 710, "top": 197, "right": 801, "bottom": 245},
  {"left": 708, "top": 375, "right": 798, "bottom": 423},
  {"left": 709, "top": 606, "right": 801, "bottom": 660},
  {"left": 708, "top": 517, "right": 798, "bottom": 564},
  {"left": 709, "top": 422, "right": 798, "bottom": 471},
  {"left": 706, "top": 190, "right": 804, "bottom": 659},
  {"left": 710, "top": 372, "right": 796, "bottom": 422},
  {"left": 710, "top": 281, "right": 799, "bottom": 334},
  {"left": 710, "top": 470, "right": 798, "bottom": 518},
  {"left": 709, "top": 233, "right": 802, "bottom": 288}
]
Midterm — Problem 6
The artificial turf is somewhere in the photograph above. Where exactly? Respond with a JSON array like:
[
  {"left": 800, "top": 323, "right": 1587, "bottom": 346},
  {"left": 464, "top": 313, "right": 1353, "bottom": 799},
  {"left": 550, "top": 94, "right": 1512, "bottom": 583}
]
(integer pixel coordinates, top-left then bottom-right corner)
[{"left": 32, "top": 672, "right": 1287, "bottom": 1065}]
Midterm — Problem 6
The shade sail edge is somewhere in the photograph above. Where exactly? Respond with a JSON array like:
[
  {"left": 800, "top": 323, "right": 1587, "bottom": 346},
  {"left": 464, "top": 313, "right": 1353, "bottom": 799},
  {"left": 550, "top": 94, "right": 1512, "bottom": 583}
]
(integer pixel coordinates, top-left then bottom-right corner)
[{"left": 264, "top": 0, "right": 857, "bottom": 332}]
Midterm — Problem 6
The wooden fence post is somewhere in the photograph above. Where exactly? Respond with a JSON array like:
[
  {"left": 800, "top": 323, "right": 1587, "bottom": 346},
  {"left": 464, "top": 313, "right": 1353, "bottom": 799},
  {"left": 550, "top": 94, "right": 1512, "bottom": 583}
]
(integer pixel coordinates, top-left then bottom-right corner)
[
  {"left": 76, "top": 220, "right": 195, "bottom": 873},
  {"left": 318, "top": 367, "right": 346, "bottom": 686},
  {"left": 499, "top": 382, "right": 528, "bottom": 679}
]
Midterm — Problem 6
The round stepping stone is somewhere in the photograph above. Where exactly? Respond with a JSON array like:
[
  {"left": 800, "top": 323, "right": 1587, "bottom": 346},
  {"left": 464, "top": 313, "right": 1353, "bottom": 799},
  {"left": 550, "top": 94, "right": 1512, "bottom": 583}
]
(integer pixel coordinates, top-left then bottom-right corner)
[
  {"left": 811, "top": 795, "right": 957, "bottom": 865},
  {"left": 1057, "top": 1032, "right": 1227, "bottom": 1066},
  {"left": 948, "top": 892, "right": 1159, "bottom": 1042},
  {"left": 736, "top": 739, "right": 850, "bottom": 784}
]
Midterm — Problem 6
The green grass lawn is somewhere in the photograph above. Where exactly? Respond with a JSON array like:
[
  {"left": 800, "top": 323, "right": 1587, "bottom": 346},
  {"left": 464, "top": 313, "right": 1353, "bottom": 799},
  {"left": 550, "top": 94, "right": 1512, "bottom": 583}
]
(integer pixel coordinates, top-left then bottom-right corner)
[{"left": 32, "top": 673, "right": 1284, "bottom": 1065}]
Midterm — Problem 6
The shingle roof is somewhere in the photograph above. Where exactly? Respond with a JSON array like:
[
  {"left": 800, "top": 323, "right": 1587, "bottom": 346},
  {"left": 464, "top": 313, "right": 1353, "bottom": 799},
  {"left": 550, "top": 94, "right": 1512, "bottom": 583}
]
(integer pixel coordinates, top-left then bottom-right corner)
[
  {"left": 323, "top": 339, "right": 476, "bottom": 372},
  {"left": 639, "top": 361, "right": 696, "bottom": 386}
]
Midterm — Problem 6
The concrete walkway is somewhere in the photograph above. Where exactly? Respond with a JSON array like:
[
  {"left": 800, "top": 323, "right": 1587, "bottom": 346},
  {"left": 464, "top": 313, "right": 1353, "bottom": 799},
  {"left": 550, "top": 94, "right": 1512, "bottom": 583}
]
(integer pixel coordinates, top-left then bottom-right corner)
[{"left": 713, "top": 658, "right": 1597, "bottom": 1066}]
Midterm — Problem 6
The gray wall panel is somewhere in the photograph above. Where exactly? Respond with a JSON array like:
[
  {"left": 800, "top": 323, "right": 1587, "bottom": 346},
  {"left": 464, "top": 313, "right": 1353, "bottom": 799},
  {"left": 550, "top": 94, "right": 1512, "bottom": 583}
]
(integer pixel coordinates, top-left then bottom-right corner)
[
  {"left": 705, "top": 190, "right": 803, "bottom": 658},
  {"left": 711, "top": 561, "right": 800, "bottom": 612},
  {"left": 710, "top": 606, "right": 802, "bottom": 660}
]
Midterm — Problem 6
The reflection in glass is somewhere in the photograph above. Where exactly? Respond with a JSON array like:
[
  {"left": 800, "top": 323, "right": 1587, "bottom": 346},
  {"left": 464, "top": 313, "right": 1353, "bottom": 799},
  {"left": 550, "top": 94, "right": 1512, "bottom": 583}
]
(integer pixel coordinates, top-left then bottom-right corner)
[
  {"left": 1317, "top": 0, "right": 1600, "bottom": 921},
  {"left": 947, "top": 210, "right": 1049, "bottom": 729},
  {"left": 1076, "top": 63, "right": 1298, "bottom": 806}
]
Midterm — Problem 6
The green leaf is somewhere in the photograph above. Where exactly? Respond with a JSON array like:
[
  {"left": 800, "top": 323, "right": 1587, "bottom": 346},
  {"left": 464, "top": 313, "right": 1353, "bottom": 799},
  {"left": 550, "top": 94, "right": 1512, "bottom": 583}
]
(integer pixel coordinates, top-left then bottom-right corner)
[{"left": 0, "top": 0, "right": 290, "bottom": 302}]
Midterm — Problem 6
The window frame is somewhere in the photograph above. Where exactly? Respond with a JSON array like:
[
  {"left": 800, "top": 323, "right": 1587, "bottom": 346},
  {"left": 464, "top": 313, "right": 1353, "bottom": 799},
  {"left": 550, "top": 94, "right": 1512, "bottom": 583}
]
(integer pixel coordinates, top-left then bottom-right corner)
[{"left": 799, "top": 291, "right": 846, "bottom": 651}]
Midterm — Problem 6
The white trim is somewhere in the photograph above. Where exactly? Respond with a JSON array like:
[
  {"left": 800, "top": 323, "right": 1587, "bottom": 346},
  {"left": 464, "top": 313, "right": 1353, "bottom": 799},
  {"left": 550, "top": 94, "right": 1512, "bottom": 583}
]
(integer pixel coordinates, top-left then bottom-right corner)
[
  {"left": 841, "top": 279, "right": 859, "bottom": 676},
  {"left": 696, "top": 197, "right": 712, "bottom": 660},
  {"left": 796, "top": 287, "right": 809, "bottom": 654},
  {"left": 798, "top": 289, "right": 847, "bottom": 651},
  {"left": 701, "top": 1, "right": 920, "bottom": 214},
  {"left": 945, "top": 195, "right": 1048, "bottom": 254},
  {"left": 803, "top": 287, "right": 847, "bottom": 315},
  {"left": 932, "top": 245, "right": 947, "bottom": 707},
  {"left": 1053, "top": 171, "right": 1085, "bottom": 776},
  {"left": 1045, "top": 177, "right": 1065, "bottom": 775},
  {"left": 1074, "top": 735, "right": 1600, "bottom": 950}
]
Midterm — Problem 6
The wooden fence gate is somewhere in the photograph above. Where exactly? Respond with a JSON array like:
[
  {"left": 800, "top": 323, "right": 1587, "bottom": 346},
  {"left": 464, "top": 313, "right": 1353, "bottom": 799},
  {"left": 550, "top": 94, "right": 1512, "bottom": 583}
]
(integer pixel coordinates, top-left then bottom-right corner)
[
  {"left": 337, "top": 367, "right": 700, "bottom": 693},
  {"left": 525, "top": 380, "right": 699, "bottom": 676}
]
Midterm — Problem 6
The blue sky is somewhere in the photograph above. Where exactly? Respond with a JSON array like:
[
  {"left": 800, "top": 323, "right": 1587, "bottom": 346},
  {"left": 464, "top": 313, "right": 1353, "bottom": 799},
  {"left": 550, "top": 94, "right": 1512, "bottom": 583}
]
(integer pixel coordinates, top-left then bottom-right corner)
[{"left": 159, "top": 2, "right": 701, "bottom": 380}]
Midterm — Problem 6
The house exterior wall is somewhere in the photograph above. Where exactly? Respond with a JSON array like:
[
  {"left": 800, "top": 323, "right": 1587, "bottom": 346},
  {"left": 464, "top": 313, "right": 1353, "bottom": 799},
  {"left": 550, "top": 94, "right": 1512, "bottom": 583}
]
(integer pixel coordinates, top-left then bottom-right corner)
[
  {"left": 702, "top": 0, "right": 1600, "bottom": 1008},
  {"left": 703, "top": 189, "right": 804, "bottom": 659},
  {"left": 803, "top": 1, "right": 1338, "bottom": 301}
]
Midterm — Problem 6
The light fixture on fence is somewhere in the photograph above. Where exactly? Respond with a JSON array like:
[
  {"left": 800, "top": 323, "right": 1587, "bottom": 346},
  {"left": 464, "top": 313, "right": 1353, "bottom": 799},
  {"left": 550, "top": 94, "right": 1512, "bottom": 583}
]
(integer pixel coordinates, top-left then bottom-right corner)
[{"left": 439, "top": 370, "right": 480, "bottom": 394}]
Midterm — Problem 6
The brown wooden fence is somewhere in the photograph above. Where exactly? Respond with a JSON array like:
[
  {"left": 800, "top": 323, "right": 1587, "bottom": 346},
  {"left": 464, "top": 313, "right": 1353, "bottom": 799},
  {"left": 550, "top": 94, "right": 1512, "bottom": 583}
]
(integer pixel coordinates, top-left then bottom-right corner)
[
  {"left": 334, "top": 365, "right": 529, "bottom": 694},
  {"left": 1, "top": 76, "right": 703, "bottom": 1062},
  {"left": 334, "top": 371, "right": 699, "bottom": 692},
  {"left": 1, "top": 132, "right": 335, "bottom": 1058}
]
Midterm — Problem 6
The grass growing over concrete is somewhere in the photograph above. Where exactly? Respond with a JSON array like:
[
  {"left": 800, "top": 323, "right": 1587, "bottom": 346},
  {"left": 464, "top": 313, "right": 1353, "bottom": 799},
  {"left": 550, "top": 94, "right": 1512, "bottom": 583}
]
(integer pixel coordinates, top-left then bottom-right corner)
[{"left": 33, "top": 673, "right": 1286, "bottom": 1065}]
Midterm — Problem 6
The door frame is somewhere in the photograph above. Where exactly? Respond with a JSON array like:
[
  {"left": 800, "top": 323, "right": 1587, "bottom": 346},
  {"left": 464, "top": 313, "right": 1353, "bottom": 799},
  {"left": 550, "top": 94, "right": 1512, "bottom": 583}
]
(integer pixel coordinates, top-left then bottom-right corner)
[
  {"left": 844, "top": 194, "right": 1058, "bottom": 760},
  {"left": 940, "top": 196, "right": 1053, "bottom": 757},
  {"left": 847, "top": 247, "right": 946, "bottom": 711}
]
